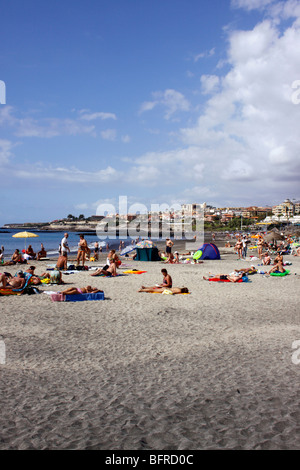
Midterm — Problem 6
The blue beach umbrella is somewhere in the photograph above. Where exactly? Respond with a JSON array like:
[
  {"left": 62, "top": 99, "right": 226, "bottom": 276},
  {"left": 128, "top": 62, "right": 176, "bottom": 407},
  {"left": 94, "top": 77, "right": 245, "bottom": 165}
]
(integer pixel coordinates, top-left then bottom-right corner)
[{"left": 120, "top": 245, "right": 136, "bottom": 256}]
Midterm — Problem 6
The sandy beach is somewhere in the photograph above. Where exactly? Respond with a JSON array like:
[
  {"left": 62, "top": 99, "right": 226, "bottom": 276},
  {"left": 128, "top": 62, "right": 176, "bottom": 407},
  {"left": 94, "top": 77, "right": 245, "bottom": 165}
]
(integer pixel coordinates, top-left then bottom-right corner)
[{"left": 0, "top": 240, "right": 300, "bottom": 450}]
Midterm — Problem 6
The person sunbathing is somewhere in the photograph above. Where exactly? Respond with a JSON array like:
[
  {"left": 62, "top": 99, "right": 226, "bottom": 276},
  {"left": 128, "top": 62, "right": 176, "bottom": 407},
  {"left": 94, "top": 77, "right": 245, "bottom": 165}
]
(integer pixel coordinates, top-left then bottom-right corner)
[
  {"left": 37, "top": 244, "right": 47, "bottom": 260},
  {"left": 25, "top": 245, "right": 36, "bottom": 260},
  {"left": 60, "top": 286, "right": 103, "bottom": 295},
  {"left": 2, "top": 249, "right": 26, "bottom": 266},
  {"left": 203, "top": 272, "right": 244, "bottom": 282},
  {"left": 268, "top": 262, "right": 286, "bottom": 275},
  {"left": 56, "top": 254, "right": 68, "bottom": 271},
  {"left": 293, "top": 247, "right": 300, "bottom": 257},
  {"left": 138, "top": 286, "right": 189, "bottom": 294},
  {"left": 262, "top": 253, "right": 271, "bottom": 265},
  {"left": 0, "top": 271, "right": 26, "bottom": 289},
  {"left": 138, "top": 269, "right": 172, "bottom": 292},
  {"left": 90, "top": 260, "right": 117, "bottom": 277},
  {"left": 232, "top": 266, "right": 257, "bottom": 274},
  {"left": 164, "top": 253, "right": 174, "bottom": 263},
  {"left": 158, "top": 269, "right": 172, "bottom": 287},
  {"left": 38, "top": 268, "right": 64, "bottom": 285}
]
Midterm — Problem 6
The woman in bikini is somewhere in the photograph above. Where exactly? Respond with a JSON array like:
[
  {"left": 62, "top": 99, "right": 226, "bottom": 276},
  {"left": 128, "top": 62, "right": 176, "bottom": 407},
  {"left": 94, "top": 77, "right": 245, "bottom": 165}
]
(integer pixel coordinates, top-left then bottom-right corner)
[
  {"left": 60, "top": 285, "right": 103, "bottom": 295},
  {"left": 235, "top": 238, "right": 243, "bottom": 259},
  {"left": 257, "top": 237, "right": 264, "bottom": 260},
  {"left": 139, "top": 268, "right": 172, "bottom": 291},
  {"left": 77, "top": 234, "right": 88, "bottom": 267},
  {"left": 138, "top": 286, "right": 189, "bottom": 294}
]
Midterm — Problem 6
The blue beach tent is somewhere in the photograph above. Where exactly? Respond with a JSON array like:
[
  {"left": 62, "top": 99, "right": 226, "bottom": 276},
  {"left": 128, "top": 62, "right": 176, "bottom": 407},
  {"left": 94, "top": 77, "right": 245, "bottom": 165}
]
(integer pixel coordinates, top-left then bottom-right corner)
[{"left": 194, "top": 243, "right": 221, "bottom": 260}]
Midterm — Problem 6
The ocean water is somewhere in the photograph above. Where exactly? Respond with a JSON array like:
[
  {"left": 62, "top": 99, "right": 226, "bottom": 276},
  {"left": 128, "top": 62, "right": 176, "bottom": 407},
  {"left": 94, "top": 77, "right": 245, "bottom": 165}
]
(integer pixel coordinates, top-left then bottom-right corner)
[{"left": 0, "top": 230, "right": 134, "bottom": 258}]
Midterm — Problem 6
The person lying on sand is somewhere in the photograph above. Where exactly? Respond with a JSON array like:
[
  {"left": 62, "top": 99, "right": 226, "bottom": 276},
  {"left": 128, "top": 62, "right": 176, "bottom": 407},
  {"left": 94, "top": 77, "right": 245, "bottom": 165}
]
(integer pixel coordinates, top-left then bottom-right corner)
[
  {"left": 60, "top": 286, "right": 103, "bottom": 295},
  {"left": 38, "top": 268, "right": 64, "bottom": 285},
  {"left": 203, "top": 272, "right": 244, "bottom": 283},
  {"left": 232, "top": 266, "right": 257, "bottom": 274},
  {"left": 0, "top": 270, "right": 26, "bottom": 289},
  {"left": 24, "top": 265, "right": 43, "bottom": 285},
  {"left": 138, "top": 286, "right": 189, "bottom": 294}
]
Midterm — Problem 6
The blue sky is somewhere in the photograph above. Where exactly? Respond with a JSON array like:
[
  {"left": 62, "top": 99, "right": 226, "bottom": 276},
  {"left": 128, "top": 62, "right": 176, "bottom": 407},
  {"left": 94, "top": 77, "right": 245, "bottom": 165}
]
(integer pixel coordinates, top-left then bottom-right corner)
[{"left": 1, "top": 0, "right": 300, "bottom": 225}]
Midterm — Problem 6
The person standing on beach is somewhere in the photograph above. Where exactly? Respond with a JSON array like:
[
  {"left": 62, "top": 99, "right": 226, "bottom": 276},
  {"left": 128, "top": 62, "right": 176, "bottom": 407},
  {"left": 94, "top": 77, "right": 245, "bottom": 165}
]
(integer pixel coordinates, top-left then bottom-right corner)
[
  {"left": 242, "top": 235, "right": 249, "bottom": 259},
  {"left": 77, "top": 234, "right": 88, "bottom": 267},
  {"left": 235, "top": 238, "right": 243, "bottom": 259},
  {"left": 60, "top": 233, "right": 70, "bottom": 270},
  {"left": 93, "top": 241, "right": 99, "bottom": 260},
  {"left": 257, "top": 236, "right": 264, "bottom": 260},
  {"left": 165, "top": 238, "right": 174, "bottom": 263}
]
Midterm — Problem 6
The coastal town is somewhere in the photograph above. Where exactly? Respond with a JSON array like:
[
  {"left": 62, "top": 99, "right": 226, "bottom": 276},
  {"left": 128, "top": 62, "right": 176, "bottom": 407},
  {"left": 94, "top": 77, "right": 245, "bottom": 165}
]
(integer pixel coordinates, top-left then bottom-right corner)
[{"left": 2, "top": 198, "right": 300, "bottom": 233}]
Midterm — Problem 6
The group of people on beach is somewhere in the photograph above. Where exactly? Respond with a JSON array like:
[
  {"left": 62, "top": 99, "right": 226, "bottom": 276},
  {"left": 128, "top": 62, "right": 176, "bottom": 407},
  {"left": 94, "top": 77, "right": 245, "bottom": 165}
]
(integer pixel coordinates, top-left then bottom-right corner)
[{"left": 1, "top": 228, "right": 298, "bottom": 296}]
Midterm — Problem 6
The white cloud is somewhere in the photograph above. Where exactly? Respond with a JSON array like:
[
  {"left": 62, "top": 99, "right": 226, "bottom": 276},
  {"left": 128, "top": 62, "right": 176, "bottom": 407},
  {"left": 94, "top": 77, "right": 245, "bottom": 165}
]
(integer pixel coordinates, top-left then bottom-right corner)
[
  {"left": 79, "top": 110, "right": 117, "bottom": 121},
  {"left": 222, "top": 159, "right": 254, "bottom": 181},
  {"left": 15, "top": 165, "right": 118, "bottom": 184},
  {"left": 121, "top": 134, "right": 131, "bottom": 143},
  {"left": 0, "top": 139, "right": 14, "bottom": 165},
  {"left": 0, "top": 106, "right": 96, "bottom": 138},
  {"left": 139, "top": 89, "right": 190, "bottom": 120},
  {"left": 101, "top": 129, "right": 117, "bottom": 141},
  {"left": 231, "top": 0, "right": 275, "bottom": 11},
  {"left": 178, "top": 5, "right": 300, "bottom": 199},
  {"left": 194, "top": 48, "right": 215, "bottom": 62},
  {"left": 200, "top": 75, "right": 220, "bottom": 95},
  {"left": 16, "top": 118, "right": 96, "bottom": 137}
]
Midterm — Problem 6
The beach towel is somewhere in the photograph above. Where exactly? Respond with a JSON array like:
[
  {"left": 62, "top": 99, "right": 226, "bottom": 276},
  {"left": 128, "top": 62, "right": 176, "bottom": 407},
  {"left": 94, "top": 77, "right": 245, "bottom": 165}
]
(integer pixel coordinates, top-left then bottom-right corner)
[
  {"left": 123, "top": 270, "right": 147, "bottom": 274},
  {"left": 207, "top": 276, "right": 249, "bottom": 283},
  {"left": 270, "top": 270, "right": 290, "bottom": 277},
  {"left": 0, "top": 273, "right": 33, "bottom": 296},
  {"left": 51, "top": 292, "right": 105, "bottom": 302}
]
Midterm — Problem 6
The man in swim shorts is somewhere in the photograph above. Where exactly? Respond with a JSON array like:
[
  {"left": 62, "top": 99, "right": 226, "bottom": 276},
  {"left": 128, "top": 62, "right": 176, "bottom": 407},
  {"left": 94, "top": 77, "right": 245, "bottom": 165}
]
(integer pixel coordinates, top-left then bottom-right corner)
[{"left": 0, "top": 270, "right": 26, "bottom": 289}]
